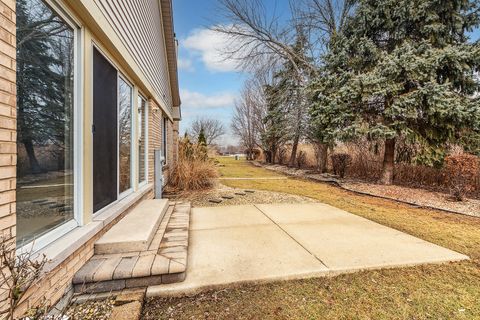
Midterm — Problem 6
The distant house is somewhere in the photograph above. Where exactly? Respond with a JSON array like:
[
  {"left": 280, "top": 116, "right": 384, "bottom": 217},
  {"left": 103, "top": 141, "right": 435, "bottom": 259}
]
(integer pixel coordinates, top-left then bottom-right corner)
[{"left": 0, "top": 0, "right": 181, "bottom": 313}]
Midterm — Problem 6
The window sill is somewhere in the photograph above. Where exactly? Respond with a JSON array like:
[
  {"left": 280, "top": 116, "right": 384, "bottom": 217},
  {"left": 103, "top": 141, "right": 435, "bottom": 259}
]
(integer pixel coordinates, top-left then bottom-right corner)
[{"left": 37, "top": 183, "right": 153, "bottom": 272}]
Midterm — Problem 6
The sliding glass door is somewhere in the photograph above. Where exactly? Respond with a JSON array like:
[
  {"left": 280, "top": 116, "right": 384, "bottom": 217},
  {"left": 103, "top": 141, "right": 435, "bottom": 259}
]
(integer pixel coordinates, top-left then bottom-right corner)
[
  {"left": 92, "top": 48, "right": 118, "bottom": 212},
  {"left": 93, "top": 47, "right": 135, "bottom": 212}
]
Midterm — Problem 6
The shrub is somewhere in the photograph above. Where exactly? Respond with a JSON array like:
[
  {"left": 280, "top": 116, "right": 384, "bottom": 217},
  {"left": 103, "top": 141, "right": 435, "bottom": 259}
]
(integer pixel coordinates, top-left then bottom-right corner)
[
  {"left": 252, "top": 148, "right": 262, "bottom": 160},
  {"left": 331, "top": 153, "right": 352, "bottom": 178},
  {"left": 444, "top": 154, "right": 479, "bottom": 201},
  {"left": 277, "top": 148, "right": 288, "bottom": 165},
  {"left": 167, "top": 137, "right": 219, "bottom": 191},
  {"left": 343, "top": 141, "right": 382, "bottom": 181},
  {"left": 296, "top": 151, "right": 307, "bottom": 168}
]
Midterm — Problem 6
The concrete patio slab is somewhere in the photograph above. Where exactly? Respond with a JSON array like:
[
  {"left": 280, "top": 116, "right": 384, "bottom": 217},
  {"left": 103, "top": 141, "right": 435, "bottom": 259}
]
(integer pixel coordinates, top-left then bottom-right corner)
[
  {"left": 256, "top": 204, "right": 469, "bottom": 270},
  {"left": 147, "top": 204, "right": 469, "bottom": 298},
  {"left": 188, "top": 225, "right": 328, "bottom": 281},
  {"left": 191, "top": 205, "right": 271, "bottom": 230}
]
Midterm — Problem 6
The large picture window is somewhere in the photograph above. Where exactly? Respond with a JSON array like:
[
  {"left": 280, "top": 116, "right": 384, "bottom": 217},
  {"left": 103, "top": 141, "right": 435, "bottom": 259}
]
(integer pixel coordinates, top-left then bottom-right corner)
[
  {"left": 119, "top": 78, "right": 133, "bottom": 194},
  {"left": 16, "top": 0, "right": 76, "bottom": 245}
]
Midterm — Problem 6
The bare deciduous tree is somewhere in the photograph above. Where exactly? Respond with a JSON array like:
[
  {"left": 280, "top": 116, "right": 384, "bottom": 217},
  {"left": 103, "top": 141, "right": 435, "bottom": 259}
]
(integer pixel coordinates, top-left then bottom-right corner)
[
  {"left": 213, "top": 0, "right": 319, "bottom": 76},
  {"left": 217, "top": 0, "right": 356, "bottom": 166},
  {"left": 189, "top": 117, "right": 226, "bottom": 146},
  {"left": 232, "top": 80, "right": 262, "bottom": 160}
]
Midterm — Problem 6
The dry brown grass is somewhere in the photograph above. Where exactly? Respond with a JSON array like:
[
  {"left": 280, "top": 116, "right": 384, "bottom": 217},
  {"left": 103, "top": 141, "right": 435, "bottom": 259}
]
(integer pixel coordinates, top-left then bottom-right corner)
[
  {"left": 275, "top": 144, "right": 317, "bottom": 167},
  {"left": 168, "top": 160, "right": 218, "bottom": 191},
  {"left": 167, "top": 139, "right": 219, "bottom": 192}
]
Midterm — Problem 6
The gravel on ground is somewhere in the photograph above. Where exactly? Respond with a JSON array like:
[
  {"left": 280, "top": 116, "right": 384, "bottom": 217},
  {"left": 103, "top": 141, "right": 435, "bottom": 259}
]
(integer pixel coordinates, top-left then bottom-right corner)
[
  {"left": 165, "top": 182, "right": 317, "bottom": 207},
  {"left": 65, "top": 298, "right": 114, "bottom": 320}
]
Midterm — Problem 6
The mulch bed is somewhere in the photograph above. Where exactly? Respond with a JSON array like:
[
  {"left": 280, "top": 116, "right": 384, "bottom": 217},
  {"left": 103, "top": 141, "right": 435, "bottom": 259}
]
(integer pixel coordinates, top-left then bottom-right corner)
[{"left": 258, "top": 162, "right": 480, "bottom": 218}]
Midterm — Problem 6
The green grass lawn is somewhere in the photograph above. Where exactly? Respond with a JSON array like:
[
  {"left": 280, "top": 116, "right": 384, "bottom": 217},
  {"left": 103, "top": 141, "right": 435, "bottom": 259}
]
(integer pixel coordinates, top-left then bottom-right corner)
[
  {"left": 143, "top": 158, "right": 480, "bottom": 320},
  {"left": 217, "top": 156, "right": 284, "bottom": 178}
]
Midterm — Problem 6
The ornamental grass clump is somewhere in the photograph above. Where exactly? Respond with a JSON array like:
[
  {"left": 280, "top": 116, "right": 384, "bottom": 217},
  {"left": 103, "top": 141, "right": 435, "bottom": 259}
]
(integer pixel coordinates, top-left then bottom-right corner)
[
  {"left": 444, "top": 154, "right": 479, "bottom": 201},
  {"left": 168, "top": 136, "right": 219, "bottom": 191}
]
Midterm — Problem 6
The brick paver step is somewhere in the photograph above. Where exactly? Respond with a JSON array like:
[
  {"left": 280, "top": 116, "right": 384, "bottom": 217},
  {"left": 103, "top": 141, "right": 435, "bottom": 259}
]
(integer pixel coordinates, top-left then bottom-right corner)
[{"left": 73, "top": 202, "right": 191, "bottom": 294}]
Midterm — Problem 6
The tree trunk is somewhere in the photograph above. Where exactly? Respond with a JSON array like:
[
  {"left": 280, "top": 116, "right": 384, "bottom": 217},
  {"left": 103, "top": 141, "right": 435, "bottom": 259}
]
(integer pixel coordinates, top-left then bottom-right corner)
[
  {"left": 289, "top": 135, "right": 300, "bottom": 167},
  {"left": 380, "top": 138, "right": 396, "bottom": 185},
  {"left": 264, "top": 150, "right": 272, "bottom": 164},
  {"left": 316, "top": 143, "right": 328, "bottom": 173},
  {"left": 23, "top": 139, "right": 42, "bottom": 174},
  {"left": 271, "top": 147, "right": 277, "bottom": 165},
  {"left": 246, "top": 149, "right": 252, "bottom": 161}
]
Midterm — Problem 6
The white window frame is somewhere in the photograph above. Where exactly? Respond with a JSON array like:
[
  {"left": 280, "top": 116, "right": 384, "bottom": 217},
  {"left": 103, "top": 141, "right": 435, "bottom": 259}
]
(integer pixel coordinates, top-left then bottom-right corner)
[
  {"left": 163, "top": 116, "right": 168, "bottom": 165},
  {"left": 138, "top": 94, "right": 148, "bottom": 186},
  {"left": 118, "top": 75, "right": 135, "bottom": 198},
  {"left": 18, "top": 0, "right": 84, "bottom": 253}
]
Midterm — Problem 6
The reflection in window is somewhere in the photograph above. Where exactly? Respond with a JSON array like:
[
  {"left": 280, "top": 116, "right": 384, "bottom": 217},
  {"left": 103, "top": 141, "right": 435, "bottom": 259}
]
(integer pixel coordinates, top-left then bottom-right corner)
[
  {"left": 16, "top": 0, "right": 75, "bottom": 245},
  {"left": 138, "top": 97, "right": 146, "bottom": 184},
  {"left": 119, "top": 78, "right": 132, "bottom": 193}
]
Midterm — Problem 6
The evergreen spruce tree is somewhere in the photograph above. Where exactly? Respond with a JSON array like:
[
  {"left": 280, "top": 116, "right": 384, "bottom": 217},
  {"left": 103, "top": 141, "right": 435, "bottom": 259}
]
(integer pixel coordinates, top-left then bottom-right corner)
[
  {"left": 278, "top": 34, "right": 312, "bottom": 166},
  {"left": 198, "top": 127, "right": 207, "bottom": 146},
  {"left": 197, "top": 127, "right": 208, "bottom": 160},
  {"left": 312, "top": 0, "right": 480, "bottom": 184},
  {"left": 261, "top": 84, "right": 289, "bottom": 164}
]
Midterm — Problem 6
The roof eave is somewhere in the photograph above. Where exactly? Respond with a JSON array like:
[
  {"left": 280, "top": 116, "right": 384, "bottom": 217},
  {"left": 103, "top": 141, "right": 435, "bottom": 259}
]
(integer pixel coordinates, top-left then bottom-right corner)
[{"left": 159, "top": 0, "right": 181, "bottom": 111}]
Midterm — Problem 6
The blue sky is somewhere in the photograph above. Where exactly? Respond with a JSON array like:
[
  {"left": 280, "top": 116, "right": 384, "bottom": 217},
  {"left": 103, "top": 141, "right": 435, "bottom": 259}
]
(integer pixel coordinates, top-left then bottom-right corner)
[
  {"left": 172, "top": 0, "right": 243, "bottom": 146},
  {"left": 172, "top": 0, "right": 292, "bottom": 146},
  {"left": 172, "top": 0, "right": 480, "bottom": 146}
]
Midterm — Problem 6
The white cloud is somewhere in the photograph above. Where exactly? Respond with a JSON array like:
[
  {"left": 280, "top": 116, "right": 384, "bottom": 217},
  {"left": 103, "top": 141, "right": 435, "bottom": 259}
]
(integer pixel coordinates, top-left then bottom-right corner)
[
  {"left": 182, "top": 27, "right": 241, "bottom": 73},
  {"left": 177, "top": 57, "right": 194, "bottom": 72},
  {"left": 180, "top": 89, "right": 236, "bottom": 109}
]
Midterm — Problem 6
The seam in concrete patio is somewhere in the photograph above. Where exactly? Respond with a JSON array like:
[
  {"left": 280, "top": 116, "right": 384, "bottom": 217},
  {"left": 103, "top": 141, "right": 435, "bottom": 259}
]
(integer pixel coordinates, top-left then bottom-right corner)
[
  {"left": 147, "top": 203, "right": 469, "bottom": 298},
  {"left": 253, "top": 204, "right": 329, "bottom": 269}
]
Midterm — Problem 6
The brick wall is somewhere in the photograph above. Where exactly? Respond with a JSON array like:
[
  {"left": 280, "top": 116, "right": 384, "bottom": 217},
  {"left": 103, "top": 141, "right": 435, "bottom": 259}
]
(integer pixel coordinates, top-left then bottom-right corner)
[
  {"left": 148, "top": 99, "right": 161, "bottom": 183},
  {"left": 147, "top": 99, "right": 178, "bottom": 185},
  {"left": 0, "top": 0, "right": 16, "bottom": 314},
  {"left": 14, "top": 189, "right": 154, "bottom": 317}
]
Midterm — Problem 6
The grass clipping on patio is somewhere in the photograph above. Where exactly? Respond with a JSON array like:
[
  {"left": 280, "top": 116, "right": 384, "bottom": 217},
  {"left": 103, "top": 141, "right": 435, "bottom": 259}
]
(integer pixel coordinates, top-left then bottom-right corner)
[{"left": 167, "top": 137, "right": 219, "bottom": 192}]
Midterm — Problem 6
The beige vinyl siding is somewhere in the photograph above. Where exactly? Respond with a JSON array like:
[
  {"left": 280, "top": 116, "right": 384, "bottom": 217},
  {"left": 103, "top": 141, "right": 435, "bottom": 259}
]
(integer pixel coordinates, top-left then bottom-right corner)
[{"left": 95, "top": 0, "right": 173, "bottom": 110}]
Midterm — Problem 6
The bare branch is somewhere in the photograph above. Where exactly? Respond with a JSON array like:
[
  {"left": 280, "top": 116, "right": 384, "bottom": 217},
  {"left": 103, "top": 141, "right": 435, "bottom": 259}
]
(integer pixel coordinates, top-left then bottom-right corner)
[{"left": 189, "top": 117, "right": 226, "bottom": 145}]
